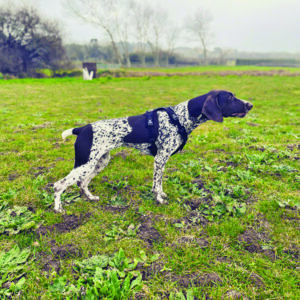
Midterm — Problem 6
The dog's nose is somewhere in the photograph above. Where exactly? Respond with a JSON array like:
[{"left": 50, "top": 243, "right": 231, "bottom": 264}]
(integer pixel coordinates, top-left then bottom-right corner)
[{"left": 246, "top": 102, "right": 253, "bottom": 111}]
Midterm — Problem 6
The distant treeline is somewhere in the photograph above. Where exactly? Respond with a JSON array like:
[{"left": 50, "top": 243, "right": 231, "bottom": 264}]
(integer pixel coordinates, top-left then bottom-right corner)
[
  {"left": 64, "top": 41, "right": 202, "bottom": 68},
  {"left": 236, "top": 59, "right": 300, "bottom": 68}
]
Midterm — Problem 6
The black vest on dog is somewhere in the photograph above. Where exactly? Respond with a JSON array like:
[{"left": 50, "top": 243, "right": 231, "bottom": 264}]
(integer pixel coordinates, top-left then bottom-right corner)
[{"left": 124, "top": 107, "right": 188, "bottom": 156}]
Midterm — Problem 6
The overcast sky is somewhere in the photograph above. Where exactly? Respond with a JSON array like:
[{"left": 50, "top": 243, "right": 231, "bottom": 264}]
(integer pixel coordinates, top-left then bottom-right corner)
[{"left": 4, "top": 0, "right": 300, "bottom": 52}]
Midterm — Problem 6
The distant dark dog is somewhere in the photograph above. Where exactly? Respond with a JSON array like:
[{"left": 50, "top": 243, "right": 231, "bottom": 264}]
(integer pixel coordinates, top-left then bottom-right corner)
[{"left": 54, "top": 90, "right": 253, "bottom": 212}]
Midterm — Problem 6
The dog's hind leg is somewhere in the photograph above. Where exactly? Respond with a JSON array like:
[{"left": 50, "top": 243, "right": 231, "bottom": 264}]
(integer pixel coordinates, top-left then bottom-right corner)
[
  {"left": 54, "top": 159, "right": 100, "bottom": 213},
  {"left": 79, "top": 152, "right": 111, "bottom": 201}
]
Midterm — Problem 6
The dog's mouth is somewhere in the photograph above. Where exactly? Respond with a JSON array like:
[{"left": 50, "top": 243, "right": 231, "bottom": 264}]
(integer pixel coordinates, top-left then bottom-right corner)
[{"left": 232, "top": 112, "right": 247, "bottom": 118}]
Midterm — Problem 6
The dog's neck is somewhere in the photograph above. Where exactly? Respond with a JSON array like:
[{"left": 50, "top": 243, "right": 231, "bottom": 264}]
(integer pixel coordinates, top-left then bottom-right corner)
[
  {"left": 173, "top": 96, "right": 208, "bottom": 134},
  {"left": 187, "top": 94, "right": 207, "bottom": 118}
]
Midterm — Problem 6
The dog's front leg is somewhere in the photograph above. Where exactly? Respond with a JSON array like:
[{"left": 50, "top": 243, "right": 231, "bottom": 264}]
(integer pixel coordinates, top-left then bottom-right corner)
[{"left": 152, "top": 154, "right": 170, "bottom": 204}]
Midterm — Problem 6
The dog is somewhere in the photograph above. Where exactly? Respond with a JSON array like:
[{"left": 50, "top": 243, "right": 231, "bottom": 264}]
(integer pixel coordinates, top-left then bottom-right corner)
[{"left": 54, "top": 90, "right": 253, "bottom": 212}]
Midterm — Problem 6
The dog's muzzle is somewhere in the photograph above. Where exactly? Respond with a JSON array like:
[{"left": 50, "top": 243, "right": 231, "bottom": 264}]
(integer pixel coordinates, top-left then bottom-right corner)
[
  {"left": 232, "top": 101, "right": 253, "bottom": 118},
  {"left": 245, "top": 102, "right": 253, "bottom": 111}
]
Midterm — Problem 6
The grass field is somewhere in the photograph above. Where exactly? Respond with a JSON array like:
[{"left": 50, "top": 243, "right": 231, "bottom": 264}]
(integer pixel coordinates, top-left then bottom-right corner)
[{"left": 0, "top": 68, "right": 299, "bottom": 299}]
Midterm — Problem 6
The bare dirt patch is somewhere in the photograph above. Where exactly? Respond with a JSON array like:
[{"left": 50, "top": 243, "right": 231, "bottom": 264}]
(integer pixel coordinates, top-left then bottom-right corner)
[
  {"left": 31, "top": 166, "right": 48, "bottom": 177},
  {"left": 138, "top": 261, "right": 165, "bottom": 280},
  {"left": 42, "top": 259, "right": 60, "bottom": 273},
  {"left": 51, "top": 243, "right": 82, "bottom": 259},
  {"left": 238, "top": 229, "right": 263, "bottom": 253},
  {"left": 171, "top": 211, "right": 209, "bottom": 229},
  {"left": 238, "top": 228, "right": 276, "bottom": 261},
  {"left": 223, "top": 290, "right": 247, "bottom": 299},
  {"left": 8, "top": 173, "right": 19, "bottom": 181},
  {"left": 166, "top": 272, "right": 223, "bottom": 288},
  {"left": 176, "top": 236, "right": 209, "bottom": 248},
  {"left": 283, "top": 247, "right": 299, "bottom": 260},
  {"left": 140, "top": 259, "right": 222, "bottom": 288},
  {"left": 102, "top": 205, "right": 129, "bottom": 213},
  {"left": 191, "top": 178, "right": 213, "bottom": 194},
  {"left": 36, "top": 213, "right": 91, "bottom": 236},
  {"left": 38, "top": 240, "right": 82, "bottom": 274},
  {"left": 137, "top": 215, "right": 163, "bottom": 246},
  {"left": 249, "top": 273, "right": 265, "bottom": 289},
  {"left": 32, "top": 122, "right": 52, "bottom": 130},
  {"left": 185, "top": 195, "right": 213, "bottom": 211}
]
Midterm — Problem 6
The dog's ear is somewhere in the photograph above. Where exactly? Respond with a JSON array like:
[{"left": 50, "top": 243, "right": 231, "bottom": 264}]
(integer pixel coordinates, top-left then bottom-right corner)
[{"left": 202, "top": 93, "right": 223, "bottom": 123}]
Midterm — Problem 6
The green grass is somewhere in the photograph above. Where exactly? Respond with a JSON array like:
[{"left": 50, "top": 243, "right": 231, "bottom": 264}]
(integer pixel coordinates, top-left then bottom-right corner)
[
  {"left": 124, "top": 65, "right": 300, "bottom": 73},
  {"left": 0, "top": 69, "right": 299, "bottom": 299}
]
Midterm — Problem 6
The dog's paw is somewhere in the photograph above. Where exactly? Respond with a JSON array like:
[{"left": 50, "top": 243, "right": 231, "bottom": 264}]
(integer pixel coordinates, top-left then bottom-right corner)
[
  {"left": 88, "top": 195, "right": 100, "bottom": 202},
  {"left": 155, "top": 194, "right": 168, "bottom": 205},
  {"left": 152, "top": 190, "right": 167, "bottom": 199},
  {"left": 161, "top": 192, "right": 167, "bottom": 199},
  {"left": 54, "top": 206, "right": 65, "bottom": 214}
]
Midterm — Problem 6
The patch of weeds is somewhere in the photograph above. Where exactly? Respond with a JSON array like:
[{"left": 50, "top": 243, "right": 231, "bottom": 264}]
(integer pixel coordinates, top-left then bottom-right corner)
[
  {"left": 0, "top": 246, "right": 31, "bottom": 298},
  {"left": 103, "top": 178, "right": 133, "bottom": 206},
  {"left": 246, "top": 147, "right": 294, "bottom": 169},
  {"left": 227, "top": 128, "right": 259, "bottom": 146},
  {"left": 271, "top": 164, "right": 298, "bottom": 175},
  {"left": 226, "top": 154, "right": 245, "bottom": 166},
  {"left": 104, "top": 223, "right": 139, "bottom": 242},
  {"left": 235, "top": 169, "right": 256, "bottom": 181},
  {"left": 0, "top": 188, "right": 18, "bottom": 201},
  {"left": 238, "top": 135, "right": 258, "bottom": 146},
  {"left": 0, "top": 201, "right": 39, "bottom": 235},
  {"left": 170, "top": 289, "right": 194, "bottom": 300},
  {"left": 46, "top": 248, "right": 142, "bottom": 299},
  {"left": 246, "top": 152, "right": 275, "bottom": 165},
  {"left": 103, "top": 177, "right": 129, "bottom": 192},
  {"left": 109, "top": 194, "right": 128, "bottom": 206},
  {"left": 61, "top": 190, "right": 82, "bottom": 205},
  {"left": 139, "top": 190, "right": 155, "bottom": 206},
  {"left": 168, "top": 176, "right": 207, "bottom": 199},
  {"left": 172, "top": 210, "right": 208, "bottom": 229},
  {"left": 274, "top": 198, "right": 299, "bottom": 209},
  {"left": 199, "top": 202, "right": 229, "bottom": 221},
  {"left": 181, "top": 159, "right": 203, "bottom": 177},
  {"left": 138, "top": 250, "right": 160, "bottom": 267},
  {"left": 32, "top": 175, "right": 54, "bottom": 208},
  {"left": 200, "top": 180, "right": 248, "bottom": 220}
]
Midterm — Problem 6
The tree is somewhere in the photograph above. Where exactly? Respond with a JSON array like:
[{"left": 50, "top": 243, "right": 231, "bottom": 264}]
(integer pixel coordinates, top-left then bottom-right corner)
[
  {"left": 165, "top": 26, "right": 180, "bottom": 66},
  {"left": 130, "top": 1, "right": 152, "bottom": 66},
  {"left": 147, "top": 8, "right": 167, "bottom": 67},
  {"left": 186, "top": 10, "right": 213, "bottom": 65},
  {"left": 0, "top": 7, "right": 64, "bottom": 75},
  {"left": 64, "top": 0, "right": 124, "bottom": 65},
  {"left": 130, "top": 1, "right": 168, "bottom": 67}
]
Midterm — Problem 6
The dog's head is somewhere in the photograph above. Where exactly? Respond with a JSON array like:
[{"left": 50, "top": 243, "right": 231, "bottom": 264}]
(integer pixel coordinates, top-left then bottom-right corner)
[{"left": 202, "top": 90, "right": 253, "bottom": 123}]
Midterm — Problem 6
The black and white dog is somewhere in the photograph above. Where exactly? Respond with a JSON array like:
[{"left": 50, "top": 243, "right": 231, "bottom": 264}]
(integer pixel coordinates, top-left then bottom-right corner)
[{"left": 54, "top": 90, "right": 253, "bottom": 212}]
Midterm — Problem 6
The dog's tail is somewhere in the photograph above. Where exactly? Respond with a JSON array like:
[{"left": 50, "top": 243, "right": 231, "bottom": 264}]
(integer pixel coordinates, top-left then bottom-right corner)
[
  {"left": 62, "top": 128, "right": 74, "bottom": 140},
  {"left": 61, "top": 126, "right": 88, "bottom": 140}
]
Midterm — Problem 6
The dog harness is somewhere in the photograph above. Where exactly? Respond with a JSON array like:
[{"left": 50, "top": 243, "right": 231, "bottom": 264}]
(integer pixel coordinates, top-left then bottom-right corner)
[{"left": 146, "top": 107, "right": 188, "bottom": 156}]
